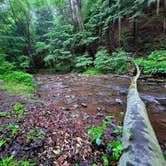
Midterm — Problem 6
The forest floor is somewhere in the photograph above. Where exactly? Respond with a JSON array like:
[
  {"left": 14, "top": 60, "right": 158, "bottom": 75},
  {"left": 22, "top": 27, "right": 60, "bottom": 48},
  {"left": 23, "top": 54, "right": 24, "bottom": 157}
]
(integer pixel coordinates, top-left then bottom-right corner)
[{"left": 0, "top": 74, "right": 166, "bottom": 165}]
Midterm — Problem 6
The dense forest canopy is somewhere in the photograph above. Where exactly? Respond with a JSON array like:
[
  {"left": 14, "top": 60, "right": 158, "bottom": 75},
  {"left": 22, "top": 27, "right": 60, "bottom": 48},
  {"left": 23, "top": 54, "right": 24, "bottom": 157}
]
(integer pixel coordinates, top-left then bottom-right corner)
[{"left": 0, "top": 0, "right": 166, "bottom": 74}]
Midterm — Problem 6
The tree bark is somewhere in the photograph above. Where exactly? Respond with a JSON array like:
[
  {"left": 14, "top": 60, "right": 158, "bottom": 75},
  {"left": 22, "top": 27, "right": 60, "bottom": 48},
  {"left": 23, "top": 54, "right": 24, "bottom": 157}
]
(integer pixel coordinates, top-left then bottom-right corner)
[
  {"left": 133, "top": 18, "right": 138, "bottom": 44},
  {"left": 118, "top": 17, "right": 121, "bottom": 47},
  {"left": 163, "top": 0, "right": 166, "bottom": 33},
  {"left": 156, "top": 0, "right": 160, "bottom": 15},
  {"left": 68, "top": 0, "right": 75, "bottom": 25},
  {"left": 118, "top": 3, "right": 121, "bottom": 47},
  {"left": 119, "top": 62, "right": 166, "bottom": 166},
  {"left": 74, "top": 0, "right": 85, "bottom": 30}
]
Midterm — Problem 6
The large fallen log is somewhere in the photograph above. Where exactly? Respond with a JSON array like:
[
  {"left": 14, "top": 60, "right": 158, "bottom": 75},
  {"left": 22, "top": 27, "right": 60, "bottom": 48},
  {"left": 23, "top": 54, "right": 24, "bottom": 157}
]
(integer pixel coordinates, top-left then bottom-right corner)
[{"left": 119, "top": 63, "right": 166, "bottom": 166}]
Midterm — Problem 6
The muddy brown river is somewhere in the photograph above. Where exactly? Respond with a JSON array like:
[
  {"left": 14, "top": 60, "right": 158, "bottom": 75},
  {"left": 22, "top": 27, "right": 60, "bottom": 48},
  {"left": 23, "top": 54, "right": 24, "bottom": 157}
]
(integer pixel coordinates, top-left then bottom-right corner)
[{"left": 35, "top": 74, "right": 166, "bottom": 152}]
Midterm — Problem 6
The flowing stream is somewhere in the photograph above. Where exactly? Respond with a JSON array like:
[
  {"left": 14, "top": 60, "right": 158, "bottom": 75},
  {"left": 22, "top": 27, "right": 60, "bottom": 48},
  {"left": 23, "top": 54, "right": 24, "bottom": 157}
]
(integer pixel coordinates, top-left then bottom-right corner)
[{"left": 35, "top": 74, "right": 166, "bottom": 152}]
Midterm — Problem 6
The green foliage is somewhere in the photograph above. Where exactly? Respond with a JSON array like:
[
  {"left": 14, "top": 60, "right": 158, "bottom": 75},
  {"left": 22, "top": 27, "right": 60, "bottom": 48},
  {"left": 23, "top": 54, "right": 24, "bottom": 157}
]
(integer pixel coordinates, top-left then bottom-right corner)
[
  {"left": 88, "top": 124, "right": 106, "bottom": 145},
  {"left": 0, "top": 111, "right": 10, "bottom": 118},
  {"left": 43, "top": 54, "right": 56, "bottom": 67},
  {"left": 148, "top": 50, "right": 166, "bottom": 61},
  {"left": 0, "top": 82, "right": 35, "bottom": 96},
  {"left": 94, "top": 48, "right": 129, "bottom": 73},
  {"left": 6, "top": 124, "right": 20, "bottom": 135},
  {"left": 17, "top": 55, "right": 30, "bottom": 71},
  {"left": 87, "top": 120, "right": 112, "bottom": 145},
  {"left": 0, "top": 54, "right": 15, "bottom": 74},
  {"left": 0, "top": 71, "right": 35, "bottom": 96},
  {"left": 110, "top": 49, "right": 129, "bottom": 74},
  {"left": 164, "top": 155, "right": 166, "bottom": 160},
  {"left": 94, "top": 48, "right": 112, "bottom": 72},
  {"left": 0, "top": 140, "right": 6, "bottom": 148},
  {"left": 0, "top": 156, "right": 35, "bottom": 166},
  {"left": 75, "top": 53, "right": 93, "bottom": 70},
  {"left": 102, "top": 155, "right": 109, "bottom": 166},
  {"left": 27, "top": 128, "right": 45, "bottom": 142},
  {"left": 112, "top": 125, "right": 122, "bottom": 134},
  {"left": 0, "top": 0, "right": 161, "bottom": 75},
  {"left": 107, "top": 140, "right": 123, "bottom": 161},
  {"left": 1, "top": 71, "right": 34, "bottom": 86},
  {"left": 13, "top": 103, "right": 25, "bottom": 121},
  {"left": 135, "top": 50, "right": 166, "bottom": 74},
  {"left": 83, "top": 67, "right": 102, "bottom": 75}
]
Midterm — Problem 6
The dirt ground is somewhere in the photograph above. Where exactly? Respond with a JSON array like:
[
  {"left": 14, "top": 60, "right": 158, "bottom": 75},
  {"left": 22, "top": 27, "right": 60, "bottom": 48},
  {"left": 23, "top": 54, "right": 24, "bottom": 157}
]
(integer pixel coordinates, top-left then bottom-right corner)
[{"left": 0, "top": 74, "right": 166, "bottom": 165}]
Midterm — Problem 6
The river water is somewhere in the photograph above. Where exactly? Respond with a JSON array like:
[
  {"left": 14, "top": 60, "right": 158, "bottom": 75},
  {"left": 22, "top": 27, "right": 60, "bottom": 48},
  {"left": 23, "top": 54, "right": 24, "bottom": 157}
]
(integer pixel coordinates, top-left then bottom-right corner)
[{"left": 35, "top": 74, "right": 166, "bottom": 152}]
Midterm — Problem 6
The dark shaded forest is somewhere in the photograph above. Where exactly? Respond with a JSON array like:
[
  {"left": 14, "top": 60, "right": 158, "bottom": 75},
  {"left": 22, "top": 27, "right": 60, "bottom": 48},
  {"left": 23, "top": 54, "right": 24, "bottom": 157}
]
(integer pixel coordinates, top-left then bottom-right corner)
[{"left": 0, "top": 0, "right": 166, "bottom": 74}]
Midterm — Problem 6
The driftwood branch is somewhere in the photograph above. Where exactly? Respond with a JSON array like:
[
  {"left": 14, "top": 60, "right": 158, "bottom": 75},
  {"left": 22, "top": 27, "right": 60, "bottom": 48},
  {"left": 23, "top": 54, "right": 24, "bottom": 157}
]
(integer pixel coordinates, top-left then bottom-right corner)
[{"left": 119, "top": 62, "right": 166, "bottom": 166}]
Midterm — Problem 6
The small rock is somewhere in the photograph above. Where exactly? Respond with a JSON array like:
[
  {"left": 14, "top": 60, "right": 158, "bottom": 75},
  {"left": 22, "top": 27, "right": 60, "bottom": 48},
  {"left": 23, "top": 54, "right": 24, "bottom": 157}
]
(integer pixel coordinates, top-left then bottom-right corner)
[
  {"left": 97, "top": 112, "right": 104, "bottom": 117},
  {"left": 113, "top": 98, "right": 123, "bottom": 105},
  {"left": 156, "top": 98, "right": 166, "bottom": 106},
  {"left": 73, "top": 104, "right": 80, "bottom": 109},
  {"left": 31, "top": 140, "right": 43, "bottom": 148},
  {"left": 97, "top": 107, "right": 102, "bottom": 111},
  {"left": 83, "top": 113, "right": 90, "bottom": 120},
  {"left": 65, "top": 108, "right": 70, "bottom": 111},
  {"left": 81, "top": 103, "right": 87, "bottom": 108}
]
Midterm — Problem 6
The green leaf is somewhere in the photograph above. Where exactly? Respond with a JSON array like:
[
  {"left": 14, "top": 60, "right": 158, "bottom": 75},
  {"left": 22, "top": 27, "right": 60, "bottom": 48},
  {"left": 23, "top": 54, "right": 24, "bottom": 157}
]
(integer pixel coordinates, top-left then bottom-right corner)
[{"left": 96, "top": 137, "right": 102, "bottom": 145}]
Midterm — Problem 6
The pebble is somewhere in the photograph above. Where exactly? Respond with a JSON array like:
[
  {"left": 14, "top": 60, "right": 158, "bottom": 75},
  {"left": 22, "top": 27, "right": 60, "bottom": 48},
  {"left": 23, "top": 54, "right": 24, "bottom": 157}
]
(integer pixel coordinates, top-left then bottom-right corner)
[
  {"left": 83, "top": 113, "right": 90, "bottom": 120},
  {"left": 73, "top": 104, "right": 79, "bottom": 109},
  {"left": 81, "top": 103, "right": 87, "bottom": 108},
  {"left": 113, "top": 98, "right": 123, "bottom": 105}
]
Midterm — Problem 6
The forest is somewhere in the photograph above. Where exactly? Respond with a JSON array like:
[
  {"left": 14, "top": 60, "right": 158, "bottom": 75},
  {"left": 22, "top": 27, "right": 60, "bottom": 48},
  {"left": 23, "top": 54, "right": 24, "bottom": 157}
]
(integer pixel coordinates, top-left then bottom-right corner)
[{"left": 0, "top": 0, "right": 166, "bottom": 165}]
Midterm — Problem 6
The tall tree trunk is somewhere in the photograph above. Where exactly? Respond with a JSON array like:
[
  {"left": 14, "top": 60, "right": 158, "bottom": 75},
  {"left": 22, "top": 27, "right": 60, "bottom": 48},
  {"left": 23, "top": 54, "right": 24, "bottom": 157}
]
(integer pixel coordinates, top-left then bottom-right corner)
[
  {"left": 163, "top": 0, "right": 166, "bottom": 33},
  {"left": 118, "top": 2, "right": 121, "bottom": 47},
  {"left": 133, "top": 18, "right": 138, "bottom": 44},
  {"left": 68, "top": 0, "right": 75, "bottom": 25},
  {"left": 156, "top": 0, "right": 160, "bottom": 15},
  {"left": 74, "top": 0, "right": 85, "bottom": 30},
  {"left": 118, "top": 17, "right": 121, "bottom": 47},
  {"left": 105, "top": 23, "right": 117, "bottom": 53}
]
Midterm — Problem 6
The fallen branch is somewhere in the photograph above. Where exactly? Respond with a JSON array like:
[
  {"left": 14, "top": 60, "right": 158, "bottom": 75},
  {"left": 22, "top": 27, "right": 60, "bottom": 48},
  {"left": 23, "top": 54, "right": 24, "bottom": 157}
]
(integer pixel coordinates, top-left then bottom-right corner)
[{"left": 119, "top": 62, "right": 166, "bottom": 166}]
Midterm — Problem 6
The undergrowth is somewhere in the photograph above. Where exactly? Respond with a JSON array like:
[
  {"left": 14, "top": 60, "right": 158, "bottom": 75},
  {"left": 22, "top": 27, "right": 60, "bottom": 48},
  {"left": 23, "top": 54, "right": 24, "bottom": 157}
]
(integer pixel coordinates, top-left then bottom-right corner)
[
  {"left": 0, "top": 71, "right": 35, "bottom": 96},
  {"left": 135, "top": 50, "right": 166, "bottom": 75},
  {"left": 0, "top": 156, "right": 35, "bottom": 166},
  {"left": 87, "top": 114, "right": 124, "bottom": 165}
]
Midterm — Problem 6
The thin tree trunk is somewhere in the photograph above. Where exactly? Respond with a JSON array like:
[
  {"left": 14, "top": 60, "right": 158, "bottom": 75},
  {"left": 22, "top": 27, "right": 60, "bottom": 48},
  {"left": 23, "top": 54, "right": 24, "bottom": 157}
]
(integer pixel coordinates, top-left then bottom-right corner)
[
  {"left": 118, "top": 17, "right": 121, "bottom": 47},
  {"left": 118, "top": 3, "right": 121, "bottom": 47},
  {"left": 133, "top": 18, "right": 138, "bottom": 44},
  {"left": 74, "top": 0, "right": 85, "bottom": 31},
  {"left": 68, "top": 0, "right": 75, "bottom": 25},
  {"left": 156, "top": 0, "right": 160, "bottom": 15},
  {"left": 163, "top": 0, "right": 166, "bottom": 33}
]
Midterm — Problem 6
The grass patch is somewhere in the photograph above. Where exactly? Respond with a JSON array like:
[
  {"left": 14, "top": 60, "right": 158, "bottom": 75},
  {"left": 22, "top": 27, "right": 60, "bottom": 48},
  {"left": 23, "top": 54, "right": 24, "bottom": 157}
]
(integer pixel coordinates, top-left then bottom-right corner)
[
  {"left": 0, "top": 82, "right": 35, "bottom": 97},
  {"left": 83, "top": 67, "right": 102, "bottom": 75},
  {"left": 0, "top": 156, "right": 35, "bottom": 166},
  {"left": 0, "top": 71, "right": 35, "bottom": 97}
]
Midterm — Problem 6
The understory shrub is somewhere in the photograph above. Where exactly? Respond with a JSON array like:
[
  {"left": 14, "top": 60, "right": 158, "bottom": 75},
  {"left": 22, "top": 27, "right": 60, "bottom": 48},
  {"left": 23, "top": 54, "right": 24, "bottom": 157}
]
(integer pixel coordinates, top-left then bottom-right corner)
[
  {"left": 83, "top": 67, "right": 102, "bottom": 75},
  {"left": 0, "top": 156, "right": 35, "bottom": 166},
  {"left": 135, "top": 50, "right": 166, "bottom": 74},
  {"left": 1, "top": 71, "right": 34, "bottom": 87},
  {"left": 75, "top": 52, "right": 93, "bottom": 71},
  {"left": 0, "top": 54, "right": 15, "bottom": 74},
  {"left": 94, "top": 48, "right": 129, "bottom": 74},
  {"left": 0, "top": 71, "right": 35, "bottom": 96}
]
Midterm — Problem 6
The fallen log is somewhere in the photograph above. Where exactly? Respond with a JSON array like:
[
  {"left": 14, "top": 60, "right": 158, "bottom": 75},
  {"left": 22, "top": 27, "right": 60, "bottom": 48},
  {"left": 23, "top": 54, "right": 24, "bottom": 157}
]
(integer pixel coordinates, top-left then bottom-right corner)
[{"left": 119, "top": 63, "right": 166, "bottom": 166}]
